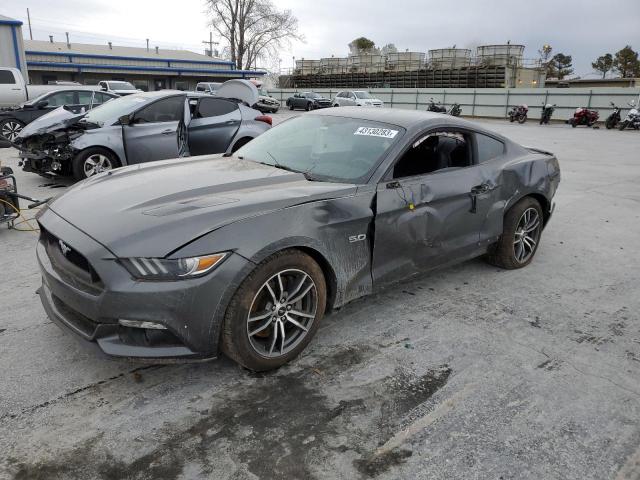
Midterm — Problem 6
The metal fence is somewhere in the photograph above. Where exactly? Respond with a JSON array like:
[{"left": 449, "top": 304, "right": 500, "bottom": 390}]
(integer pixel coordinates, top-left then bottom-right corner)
[{"left": 268, "top": 87, "right": 640, "bottom": 121}]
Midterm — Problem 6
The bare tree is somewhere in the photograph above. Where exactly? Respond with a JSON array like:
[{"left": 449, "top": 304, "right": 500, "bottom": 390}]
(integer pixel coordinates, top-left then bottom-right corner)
[{"left": 206, "top": 0, "right": 302, "bottom": 70}]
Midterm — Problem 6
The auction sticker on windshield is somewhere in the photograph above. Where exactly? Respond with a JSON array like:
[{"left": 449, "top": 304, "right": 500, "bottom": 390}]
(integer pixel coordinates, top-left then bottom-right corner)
[{"left": 354, "top": 127, "right": 399, "bottom": 139}]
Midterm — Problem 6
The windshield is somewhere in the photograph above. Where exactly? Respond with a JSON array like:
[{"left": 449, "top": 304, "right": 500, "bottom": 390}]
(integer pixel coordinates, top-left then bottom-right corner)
[
  {"left": 354, "top": 91, "right": 373, "bottom": 99},
  {"left": 82, "top": 94, "right": 150, "bottom": 126},
  {"left": 108, "top": 81, "right": 136, "bottom": 90},
  {"left": 22, "top": 92, "right": 50, "bottom": 107},
  {"left": 236, "top": 115, "right": 404, "bottom": 184},
  {"left": 259, "top": 88, "right": 270, "bottom": 96},
  {"left": 305, "top": 93, "right": 321, "bottom": 99}
]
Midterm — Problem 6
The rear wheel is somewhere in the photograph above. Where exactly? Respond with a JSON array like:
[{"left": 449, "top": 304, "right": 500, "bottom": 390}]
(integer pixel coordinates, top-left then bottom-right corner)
[
  {"left": 618, "top": 120, "right": 628, "bottom": 131},
  {"left": 0, "top": 119, "right": 25, "bottom": 142},
  {"left": 605, "top": 117, "right": 615, "bottom": 129},
  {"left": 221, "top": 250, "right": 326, "bottom": 371},
  {"left": 72, "top": 147, "right": 120, "bottom": 181},
  {"left": 570, "top": 118, "right": 577, "bottom": 128},
  {"left": 305, "top": 102, "right": 312, "bottom": 111},
  {"left": 486, "top": 197, "right": 544, "bottom": 269}
]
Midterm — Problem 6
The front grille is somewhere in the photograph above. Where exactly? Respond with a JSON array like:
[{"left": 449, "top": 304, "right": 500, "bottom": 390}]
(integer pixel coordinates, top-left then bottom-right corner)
[{"left": 40, "top": 226, "right": 104, "bottom": 294}]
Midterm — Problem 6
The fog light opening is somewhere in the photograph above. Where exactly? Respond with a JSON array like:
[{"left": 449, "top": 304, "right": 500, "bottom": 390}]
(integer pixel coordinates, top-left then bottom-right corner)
[{"left": 118, "top": 319, "right": 167, "bottom": 330}]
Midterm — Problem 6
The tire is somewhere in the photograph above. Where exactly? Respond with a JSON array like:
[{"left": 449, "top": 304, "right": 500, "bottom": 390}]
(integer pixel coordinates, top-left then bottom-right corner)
[
  {"left": 518, "top": 114, "right": 527, "bottom": 124},
  {"left": 221, "top": 250, "right": 327, "bottom": 371},
  {"left": 509, "top": 116, "right": 515, "bottom": 123},
  {"left": 618, "top": 121, "right": 628, "bottom": 131},
  {"left": 570, "top": 118, "right": 577, "bottom": 128},
  {"left": 271, "top": 108, "right": 279, "bottom": 114},
  {"left": 305, "top": 102, "right": 312, "bottom": 111},
  {"left": 333, "top": 104, "right": 339, "bottom": 108},
  {"left": 605, "top": 118, "right": 615, "bottom": 129},
  {"left": 486, "top": 197, "right": 544, "bottom": 270},
  {"left": 72, "top": 147, "right": 120, "bottom": 181},
  {"left": 289, "top": 103, "right": 294, "bottom": 110},
  {"left": 0, "top": 118, "right": 25, "bottom": 142}
]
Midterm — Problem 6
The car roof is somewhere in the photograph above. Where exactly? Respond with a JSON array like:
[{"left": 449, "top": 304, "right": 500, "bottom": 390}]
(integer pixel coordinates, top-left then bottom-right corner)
[{"left": 309, "top": 106, "right": 467, "bottom": 128}]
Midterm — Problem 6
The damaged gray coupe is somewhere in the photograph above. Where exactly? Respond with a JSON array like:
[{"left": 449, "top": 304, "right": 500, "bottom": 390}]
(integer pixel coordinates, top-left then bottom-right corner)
[
  {"left": 36, "top": 108, "right": 560, "bottom": 371},
  {"left": 13, "top": 80, "right": 270, "bottom": 180}
]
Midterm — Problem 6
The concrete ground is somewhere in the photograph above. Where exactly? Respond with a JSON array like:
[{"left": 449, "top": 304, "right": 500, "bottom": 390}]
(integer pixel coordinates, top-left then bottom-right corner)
[{"left": 0, "top": 112, "right": 639, "bottom": 480}]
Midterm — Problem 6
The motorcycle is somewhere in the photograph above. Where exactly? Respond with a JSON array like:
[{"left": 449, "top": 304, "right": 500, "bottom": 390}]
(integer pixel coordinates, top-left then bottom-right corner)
[
  {"left": 618, "top": 101, "right": 640, "bottom": 131},
  {"left": 605, "top": 102, "right": 621, "bottom": 130},
  {"left": 569, "top": 107, "right": 599, "bottom": 128},
  {"left": 508, "top": 104, "right": 528, "bottom": 123},
  {"left": 540, "top": 103, "right": 556, "bottom": 125},
  {"left": 448, "top": 103, "right": 462, "bottom": 117},
  {"left": 427, "top": 98, "right": 446, "bottom": 113}
]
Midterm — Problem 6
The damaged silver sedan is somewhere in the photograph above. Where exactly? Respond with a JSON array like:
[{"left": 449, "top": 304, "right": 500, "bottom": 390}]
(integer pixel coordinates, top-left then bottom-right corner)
[
  {"left": 12, "top": 80, "right": 270, "bottom": 180},
  {"left": 35, "top": 108, "right": 560, "bottom": 371}
]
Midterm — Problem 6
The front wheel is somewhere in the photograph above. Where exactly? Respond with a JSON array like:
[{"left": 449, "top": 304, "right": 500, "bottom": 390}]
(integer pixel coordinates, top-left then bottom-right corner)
[
  {"left": 0, "top": 118, "right": 25, "bottom": 142},
  {"left": 72, "top": 147, "right": 120, "bottom": 181},
  {"left": 289, "top": 103, "right": 294, "bottom": 110},
  {"left": 221, "top": 250, "right": 327, "bottom": 371},
  {"left": 486, "top": 197, "right": 544, "bottom": 269},
  {"left": 618, "top": 121, "right": 628, "bottom": 131},
  {"left": 518, "top": 114, "right": 527, "bottom": 124}
]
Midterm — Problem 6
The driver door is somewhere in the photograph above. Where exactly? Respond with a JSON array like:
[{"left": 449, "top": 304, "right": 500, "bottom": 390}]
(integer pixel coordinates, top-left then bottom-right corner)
[
  {"left": 123, "top": 95, "right": 189, "bottom": 164},
  {"left": 372, "top": 129, "right": 499, "bottom": 287}
]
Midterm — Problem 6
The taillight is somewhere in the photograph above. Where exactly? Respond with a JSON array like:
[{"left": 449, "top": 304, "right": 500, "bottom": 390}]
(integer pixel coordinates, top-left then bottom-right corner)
[{"left": 255, "top": 115, "right": 272, "bottom": 126}]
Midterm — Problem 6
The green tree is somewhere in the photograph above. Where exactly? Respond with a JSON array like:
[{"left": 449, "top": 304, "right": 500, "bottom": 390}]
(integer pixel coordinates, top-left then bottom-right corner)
[
  {"left": 612, "top": 45, "right": 640, "bottom": 78},
  {"left": 592, "top": 53, "right": 614, "bottom": 78},
  {"left": 350, "top": 37, "right": 376, "bottom": 54},
  {"left": 538, "top": 45, "right": 555, "bottom": 78},
  {"left": 550, "top": 53, "right": 574, "bottom": 80}
]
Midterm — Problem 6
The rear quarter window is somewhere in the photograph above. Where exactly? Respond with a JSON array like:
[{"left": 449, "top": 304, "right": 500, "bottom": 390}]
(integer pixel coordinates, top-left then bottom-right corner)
[{"left": 476, "top": 134, "right": 505, "bottom": 163}]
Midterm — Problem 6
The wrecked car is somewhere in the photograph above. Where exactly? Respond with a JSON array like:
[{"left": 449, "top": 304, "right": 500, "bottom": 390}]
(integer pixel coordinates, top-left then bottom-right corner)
[
  {"left": 35, "top": 108, "right": 560, "bottom": 371},
  {"left": 11, "top": 80, "right": 271, "bottom": 180}
]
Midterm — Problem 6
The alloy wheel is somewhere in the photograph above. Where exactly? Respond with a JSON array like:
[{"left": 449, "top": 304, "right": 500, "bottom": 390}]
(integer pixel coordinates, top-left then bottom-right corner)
[
  {"left": 247, "top": 268, "right": 318, "bottom": 358},
  {"left": 513, "top": 207, "right": 541, "bottom": 263},
  {"left": 83, "top": 154, "right": 113, "bottom": 177},
  {"left": 1, "top": 121, "right": 23, "bottom": 141}
]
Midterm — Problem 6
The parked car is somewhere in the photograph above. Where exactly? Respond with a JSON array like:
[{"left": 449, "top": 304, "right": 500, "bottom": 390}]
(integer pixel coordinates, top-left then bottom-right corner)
[
  {"left": 196, "top": 82, "right": 223, "bottom": 95},
  {"left": 0, "top": 67, "right": 100, "bottom": 108},
  {"left": 0, "top": 89, "right": 118, "bottom": 141},
  {"left": 333, "top": 90, "right": 384, "bottom": 107},
  {"left": 98, "top": 80, "right": 141, "bottom": 96},
  {"left": 33, "top": 108, "right": 559, "bottom": 370},
  {"left": 254, "top": 88, "right": 280, "bottom": 114},
  {"left": 10, "top": 80, "right": 270, "bottom": 180},
  {"left": 286, "top": 92, "right": 332, "bottom": 111}
]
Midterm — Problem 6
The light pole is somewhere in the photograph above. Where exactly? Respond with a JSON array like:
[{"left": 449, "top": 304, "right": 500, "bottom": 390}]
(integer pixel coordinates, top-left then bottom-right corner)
[{"left": 292, "top": 56, "right": 295, "bottom": 73}]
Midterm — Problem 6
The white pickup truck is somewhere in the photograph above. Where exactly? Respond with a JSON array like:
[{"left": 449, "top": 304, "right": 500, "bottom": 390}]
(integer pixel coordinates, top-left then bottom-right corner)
[{"left": 0, "top": 67, "right": 99, "bottom": 108}]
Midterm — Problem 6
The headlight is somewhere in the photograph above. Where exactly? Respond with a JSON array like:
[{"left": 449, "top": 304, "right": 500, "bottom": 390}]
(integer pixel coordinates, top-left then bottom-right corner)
[{"left": 120, "top": 253, "right": 227, "bottom": 281}]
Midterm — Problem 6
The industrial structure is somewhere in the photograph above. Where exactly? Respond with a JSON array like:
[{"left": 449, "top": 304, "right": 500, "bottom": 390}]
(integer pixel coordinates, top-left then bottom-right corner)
[
  {"left": 281, "top": 44, "right": 545, "bottom": 89},
  {"left": 0, "top": 15, "right": 265, "bottom": 91}
]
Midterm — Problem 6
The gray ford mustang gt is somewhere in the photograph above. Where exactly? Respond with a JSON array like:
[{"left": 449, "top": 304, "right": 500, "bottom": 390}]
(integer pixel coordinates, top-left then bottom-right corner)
[{"left": 35, "top": 107, "right": 560, "bottom": 371}]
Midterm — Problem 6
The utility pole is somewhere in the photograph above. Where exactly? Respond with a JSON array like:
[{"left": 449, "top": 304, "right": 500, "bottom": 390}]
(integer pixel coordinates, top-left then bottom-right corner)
[
  {"left": 202, "top": 32, "right": 219, "bottom": 57},
  {"left": 26, "top": 8, "right": 33, "bottom": 40}
]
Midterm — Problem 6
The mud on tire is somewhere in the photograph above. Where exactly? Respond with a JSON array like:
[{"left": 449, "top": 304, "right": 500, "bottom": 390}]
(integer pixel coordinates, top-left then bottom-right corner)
[{"left": 221, "top": 249, "right": 327, "bottom": 371}]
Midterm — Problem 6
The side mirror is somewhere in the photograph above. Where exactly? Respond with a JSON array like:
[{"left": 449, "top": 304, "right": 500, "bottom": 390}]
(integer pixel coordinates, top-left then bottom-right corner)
[
  {"left": 118, "top": 114, "right": 132, "bottom": 125},
  {"left": 35, "top": 100, "right": 49, "bottom": 109}
]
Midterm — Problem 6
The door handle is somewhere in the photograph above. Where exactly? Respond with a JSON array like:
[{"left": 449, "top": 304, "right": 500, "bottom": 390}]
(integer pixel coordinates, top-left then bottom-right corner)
[
  {"left": 225, "top": 120, "right": 237, "bottom": 125},
  {"left": 161, "top": 129, "right": 174, "bottom": 135},
  {"left": 470, "top": 183, "right": 490, "bottom": 194}
]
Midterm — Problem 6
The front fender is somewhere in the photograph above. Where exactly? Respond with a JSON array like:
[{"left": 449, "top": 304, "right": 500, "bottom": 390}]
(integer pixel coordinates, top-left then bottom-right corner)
[
  {"left": 70, "top": 126, "right": 126, "bottom": 165},
  {"left": 173, "top": 192, "right": 376, "bottom": 308}
]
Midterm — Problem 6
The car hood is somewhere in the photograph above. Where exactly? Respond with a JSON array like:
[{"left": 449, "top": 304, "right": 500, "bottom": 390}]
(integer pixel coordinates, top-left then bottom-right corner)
[
  {"left": 48, "top": 155, "right": 357, "bottom": 258},
  {"left": 17, "top": 107, "right": 85, "bottom": 138}
]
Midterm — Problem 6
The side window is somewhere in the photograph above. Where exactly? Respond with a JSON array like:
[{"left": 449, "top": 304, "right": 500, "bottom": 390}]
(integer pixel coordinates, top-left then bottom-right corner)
[
  {"left": 0, "top": 70, "right": 16, "bottom": 84},
  {"left": 476, "top": 134, "right": 505, "bottom": 163},
  {"left": 92, "top": 92, "right": 112, "bottom": 106},
  {"left": 197, "top": 98, "right": 238, "bottom": 118},
  {"left": 45, "top": 91, "right": 77, "bottom": 107},
  {"left": 134, "top": 96, "right": 184, "bottom": 123},
  {"left": 392, "top": 131, "right": 472, "bottom": 179},
  {"left": 77, "top": 91, "right": 93, "bottom": 105},
  {"left": 196, "top": 84, "right": 206, "bottom": 92}
]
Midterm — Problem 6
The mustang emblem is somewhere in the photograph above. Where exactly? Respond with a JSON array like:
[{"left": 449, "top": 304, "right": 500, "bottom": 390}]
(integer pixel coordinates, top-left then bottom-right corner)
[{"left": 58, "top": 240, "right": 71, "bottom": 256}]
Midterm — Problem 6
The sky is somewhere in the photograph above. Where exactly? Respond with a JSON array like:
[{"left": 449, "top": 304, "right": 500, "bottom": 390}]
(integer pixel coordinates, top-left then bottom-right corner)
[{"left": 3, "top": 0, "right": 639, "bottom": 77}]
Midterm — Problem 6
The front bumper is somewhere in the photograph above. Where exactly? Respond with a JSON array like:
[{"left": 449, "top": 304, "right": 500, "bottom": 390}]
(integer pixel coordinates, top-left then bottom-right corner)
[{"left": 36, "top": 208, "right": 251, "bottom": 360}]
